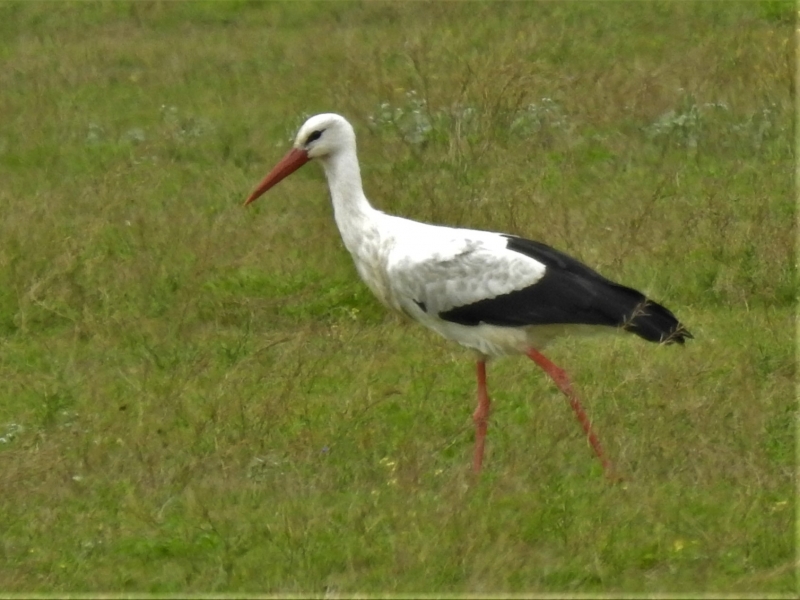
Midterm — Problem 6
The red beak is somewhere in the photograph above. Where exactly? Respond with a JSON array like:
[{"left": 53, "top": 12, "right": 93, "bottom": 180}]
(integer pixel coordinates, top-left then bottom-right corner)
[{"left": 244, "top": 147, "right": 311, "bottom": 206}]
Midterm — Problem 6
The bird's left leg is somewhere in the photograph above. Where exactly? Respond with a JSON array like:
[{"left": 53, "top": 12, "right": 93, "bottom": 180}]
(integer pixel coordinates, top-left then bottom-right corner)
[
  {"left": 526, "top": 348, "right": 617, "bottom": 478},
  {"left": 472, "top": 359, "right": 491, "bottom": 473}
]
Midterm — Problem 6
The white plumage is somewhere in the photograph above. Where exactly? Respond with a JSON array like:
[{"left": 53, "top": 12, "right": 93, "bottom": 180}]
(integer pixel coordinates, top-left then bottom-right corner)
[
  {"left": 245, "top": 113, "right": 691, "bottom": 476},
  {"left": 386, "top": 226, "right": 548, "bottom": 356}
]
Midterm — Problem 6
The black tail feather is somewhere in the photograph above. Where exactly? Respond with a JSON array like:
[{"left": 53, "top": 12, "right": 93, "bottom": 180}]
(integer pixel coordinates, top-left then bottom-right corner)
[{"left": 617, "top": 291, "right": 693, "bottom": 345}]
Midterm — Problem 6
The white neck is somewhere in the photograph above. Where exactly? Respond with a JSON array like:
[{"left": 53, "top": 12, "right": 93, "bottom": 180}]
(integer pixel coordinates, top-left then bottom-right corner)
[
  {"left": 314, "top": 134, "right": 400, "bottom": 312},
  {"left": 319, "top": 149, "right": 381, "bottom": 258}
]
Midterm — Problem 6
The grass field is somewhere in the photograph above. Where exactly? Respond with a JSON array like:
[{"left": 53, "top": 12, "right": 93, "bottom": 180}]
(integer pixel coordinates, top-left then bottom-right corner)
[{"left": 0, "top": 1, "right": 796, "bottom": 594}]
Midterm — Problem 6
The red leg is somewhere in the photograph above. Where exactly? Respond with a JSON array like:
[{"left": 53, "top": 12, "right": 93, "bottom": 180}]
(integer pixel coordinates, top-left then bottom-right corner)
[
  {"left": 526, "top": 348, "right": 618, "bottom": 478},
  {"left": 472, "top": 359, "right": 491, "bottom": 473}
]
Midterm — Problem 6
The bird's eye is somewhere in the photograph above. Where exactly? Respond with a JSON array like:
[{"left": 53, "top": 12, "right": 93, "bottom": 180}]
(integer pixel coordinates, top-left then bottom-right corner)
[{"left": 305, "top": 130, "right": 323, "bottom": 145}]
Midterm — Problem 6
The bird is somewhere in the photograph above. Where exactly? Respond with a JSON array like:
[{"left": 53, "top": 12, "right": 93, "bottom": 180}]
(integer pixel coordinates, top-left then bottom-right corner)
[{"left": 244, "top": 113, "right": 692, "bottom": 478}]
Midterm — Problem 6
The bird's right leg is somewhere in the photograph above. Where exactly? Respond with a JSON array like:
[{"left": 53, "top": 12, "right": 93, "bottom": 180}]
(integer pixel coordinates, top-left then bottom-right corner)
[
  {"left": 472, "top": 359, "right": 491, "bottom": 473},
  {"left": 526, "top": 348, "right": 619, "bottom": 480}
]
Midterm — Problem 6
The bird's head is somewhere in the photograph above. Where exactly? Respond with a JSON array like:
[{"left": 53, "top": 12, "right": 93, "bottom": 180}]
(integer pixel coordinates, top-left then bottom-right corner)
[{"left": 244, "top": 113, "right": 354, "bottom": 206}]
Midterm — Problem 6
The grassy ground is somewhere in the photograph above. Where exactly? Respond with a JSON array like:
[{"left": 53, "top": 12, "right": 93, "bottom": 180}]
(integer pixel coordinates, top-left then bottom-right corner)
[{"left": 0, "top": 1, "right": 795, "bottom": 594}]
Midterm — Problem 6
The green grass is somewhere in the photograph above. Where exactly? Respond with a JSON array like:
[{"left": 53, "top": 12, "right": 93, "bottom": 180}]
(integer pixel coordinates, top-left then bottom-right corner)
[{"left": 0, "top": 0, "right": 795, "bottom": 594}]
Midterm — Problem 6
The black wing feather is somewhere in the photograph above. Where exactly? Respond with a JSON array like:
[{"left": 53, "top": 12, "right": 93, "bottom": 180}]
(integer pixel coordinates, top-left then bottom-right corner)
[{"left": 439, "top": 235, "right": 692, "bottom": 345}]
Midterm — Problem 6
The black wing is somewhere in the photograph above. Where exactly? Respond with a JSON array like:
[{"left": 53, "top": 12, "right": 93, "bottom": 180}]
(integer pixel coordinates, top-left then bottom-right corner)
[{"left": 439, "top": 235, "right": 692, "bottom": 345}]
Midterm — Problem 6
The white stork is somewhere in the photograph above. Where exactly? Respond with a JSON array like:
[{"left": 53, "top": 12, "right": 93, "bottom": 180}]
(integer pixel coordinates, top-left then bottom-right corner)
[{"left": 244, "top": 113, "right": 691, "bottom": 478}]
